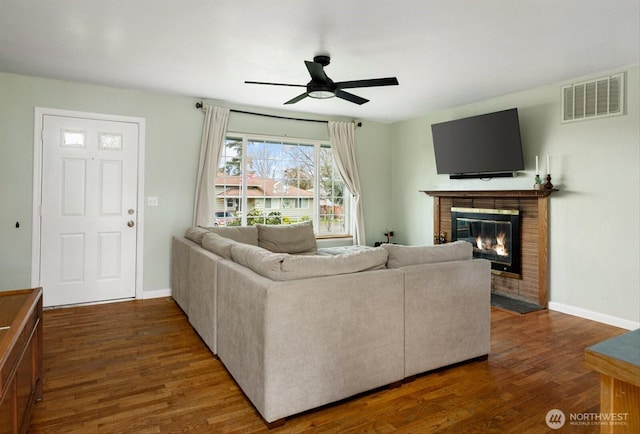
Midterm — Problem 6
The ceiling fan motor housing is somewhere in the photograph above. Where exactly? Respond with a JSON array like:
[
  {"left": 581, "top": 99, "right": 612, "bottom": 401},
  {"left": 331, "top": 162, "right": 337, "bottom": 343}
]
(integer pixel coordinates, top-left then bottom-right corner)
[{"left": 313, "top": 55, "right": 331, "bottom": 66}]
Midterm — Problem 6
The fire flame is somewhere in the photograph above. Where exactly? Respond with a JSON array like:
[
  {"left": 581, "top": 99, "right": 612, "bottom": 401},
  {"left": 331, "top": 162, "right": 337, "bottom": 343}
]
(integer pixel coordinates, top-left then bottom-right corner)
[
  {"left": 495, "top": 232, "right": 507, "bottom": 256},
  {"left": 476, "top": 232, "right": 509, "bottom": 256}
]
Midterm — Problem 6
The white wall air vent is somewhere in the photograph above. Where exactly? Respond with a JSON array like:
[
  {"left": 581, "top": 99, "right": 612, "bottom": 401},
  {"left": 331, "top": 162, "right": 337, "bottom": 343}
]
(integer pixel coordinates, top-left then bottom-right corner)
[{"left": 562, "top": 73, "right": 625, "bottom": 123}]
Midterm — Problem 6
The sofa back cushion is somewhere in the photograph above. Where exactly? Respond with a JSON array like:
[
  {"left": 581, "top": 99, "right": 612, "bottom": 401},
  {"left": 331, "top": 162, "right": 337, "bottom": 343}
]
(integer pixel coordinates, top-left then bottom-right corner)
[
  {"left": 382, "top": 241, "right": 472, "bottom": 268},
  {"left": 230, "top": 243, "right": 388, "bottom": 281},
  {"left": 230, "top": 244, "right": 287, "bottom": 278},
  {"left": 208, "top": 226, "right": 259, "bottom": 246},
  {"left": 202, "top": 232, "right": 239, "bottom": 260},
  {"left": 184, "top": 225, "right": 259, "bottom": 246},
  {"left": 279, "top": 248, "right": 388, "bottom": 280},
  {"left": 256, "top": 221, "right": 317, "bottom": 255},
  {"left": 184, "top": 226, "right": 212, "bottom": 244}
]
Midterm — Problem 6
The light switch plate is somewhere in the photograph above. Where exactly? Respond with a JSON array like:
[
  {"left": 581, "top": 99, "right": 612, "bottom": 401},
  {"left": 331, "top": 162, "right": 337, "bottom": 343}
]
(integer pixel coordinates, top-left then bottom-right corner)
[{"left": 147, "top": 196, "right": 159, "bottom": 207}]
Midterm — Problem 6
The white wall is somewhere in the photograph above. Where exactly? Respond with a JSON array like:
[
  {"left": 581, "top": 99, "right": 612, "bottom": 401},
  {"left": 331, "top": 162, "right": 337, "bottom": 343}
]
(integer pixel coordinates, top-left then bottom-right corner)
[
  {"left": 0, "top": 73, "right": 393, "bottom": 295},
  {"left": 390, "top": 66, "right": 640, "bottom": 328}
]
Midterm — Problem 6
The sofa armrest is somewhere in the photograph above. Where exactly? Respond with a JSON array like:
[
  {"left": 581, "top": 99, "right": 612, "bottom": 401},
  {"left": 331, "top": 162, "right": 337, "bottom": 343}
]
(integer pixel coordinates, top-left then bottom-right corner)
[
  {"left": 402, "top": 258, "right": 491, "bottom": 377},
  {"left": 170, "top": 236, "right": 199, "bottom": 313},
  {"left": 216, "top": 260, "right": 405, "bottom": 423},
  {"left": 187, "top": 246, "right": 224, "bottom": 354}
]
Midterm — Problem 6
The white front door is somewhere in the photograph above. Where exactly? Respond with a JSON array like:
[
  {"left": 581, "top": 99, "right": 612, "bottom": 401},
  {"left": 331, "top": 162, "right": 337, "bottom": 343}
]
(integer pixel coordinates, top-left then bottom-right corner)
[{"left": 38, "top": 113, "right": 140, "bottom": 307}]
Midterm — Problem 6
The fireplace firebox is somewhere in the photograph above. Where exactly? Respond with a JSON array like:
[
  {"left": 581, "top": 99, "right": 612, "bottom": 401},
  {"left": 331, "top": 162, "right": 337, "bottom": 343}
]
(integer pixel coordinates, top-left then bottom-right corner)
[{"left": 451, "top": 207, "right": 521, "bottom": 277}]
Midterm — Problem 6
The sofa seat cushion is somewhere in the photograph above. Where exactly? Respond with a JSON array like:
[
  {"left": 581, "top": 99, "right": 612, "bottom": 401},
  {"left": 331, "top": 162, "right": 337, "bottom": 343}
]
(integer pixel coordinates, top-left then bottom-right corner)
[
  {"left": 381, "top": 241, "right": 472, "bottom": 268},
  {"left": 256, "top": 221, "right": 317, "bottom": 254},
  {"left": 230, "top": 243, "right": 388, "bottom": 281}
]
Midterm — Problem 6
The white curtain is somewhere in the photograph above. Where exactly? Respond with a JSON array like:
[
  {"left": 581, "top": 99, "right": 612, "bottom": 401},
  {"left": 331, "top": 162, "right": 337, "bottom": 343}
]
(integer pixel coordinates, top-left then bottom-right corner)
[
  {"left": 193, "top": 105, "right": 230, "bottom": 226},
  {"left": 328, "top": 121, "right": 365, "bottom": 245}
]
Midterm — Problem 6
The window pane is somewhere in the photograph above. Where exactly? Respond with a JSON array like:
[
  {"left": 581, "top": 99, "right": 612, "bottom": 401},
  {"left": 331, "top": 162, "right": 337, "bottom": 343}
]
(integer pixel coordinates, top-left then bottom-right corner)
[
  {"left": 213, "top": 138, "right": 242, "bottom": 226},
  {"left": 317, "top": 146, "right": 346, "bottom": 235},
  {"left": 98, "top": 132, "right": 123, "bottom": 150},
  {"left": 244, "top": 139, "right": 314, "bottom": 226},
  {"left": 216, "top": 135, "right": 349, "bottom": 235},
  {"left": 61, "top": 130, "right": 86, "bottom": 148}
]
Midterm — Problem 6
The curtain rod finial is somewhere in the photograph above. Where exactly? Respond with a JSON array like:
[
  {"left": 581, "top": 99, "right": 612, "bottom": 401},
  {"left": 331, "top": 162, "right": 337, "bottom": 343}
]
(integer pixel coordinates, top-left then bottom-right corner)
[
  {"left": 195, "top": 101, "right": 203, "bottom": 109},
  {"left": 353, "top": 120, "right": 362, "bottom": 128}
]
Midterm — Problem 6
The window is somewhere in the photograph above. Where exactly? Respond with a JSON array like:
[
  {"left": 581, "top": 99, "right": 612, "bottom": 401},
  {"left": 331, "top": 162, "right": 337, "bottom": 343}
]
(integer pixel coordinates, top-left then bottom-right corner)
[{"left": 214, "top": 134, "right": 349, "bottom": 236}]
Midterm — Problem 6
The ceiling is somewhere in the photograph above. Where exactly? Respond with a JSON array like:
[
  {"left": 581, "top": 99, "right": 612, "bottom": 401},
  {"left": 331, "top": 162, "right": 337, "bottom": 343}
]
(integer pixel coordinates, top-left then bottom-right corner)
[{"left": 1, "top": 1, "right": 638, "bottom": 123}]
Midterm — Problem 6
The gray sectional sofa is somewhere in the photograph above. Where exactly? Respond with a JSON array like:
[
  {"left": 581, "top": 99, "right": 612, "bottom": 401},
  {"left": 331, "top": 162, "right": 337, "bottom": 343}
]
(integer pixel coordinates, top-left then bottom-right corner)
[{"left": 171, "top": 222, "right": 491, "bottom": 425}]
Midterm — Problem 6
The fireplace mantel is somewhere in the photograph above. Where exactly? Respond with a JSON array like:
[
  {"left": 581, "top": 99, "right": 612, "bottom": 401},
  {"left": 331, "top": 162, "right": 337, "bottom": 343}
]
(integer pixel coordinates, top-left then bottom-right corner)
[
  {"left": 421, "top": 189, "right": 557, "bottom": 198},
  {"left": 421, "top": 189, "right": 557, "bottom": 307}
]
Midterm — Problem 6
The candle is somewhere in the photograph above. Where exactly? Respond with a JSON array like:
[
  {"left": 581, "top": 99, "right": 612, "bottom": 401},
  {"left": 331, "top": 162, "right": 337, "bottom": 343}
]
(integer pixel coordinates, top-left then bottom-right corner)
[
  {"left": 535, "top": 156, "right": 539, "bottom": 174},
  {"left": 546, "top": 154, "right": 550, "bottom": 175}
]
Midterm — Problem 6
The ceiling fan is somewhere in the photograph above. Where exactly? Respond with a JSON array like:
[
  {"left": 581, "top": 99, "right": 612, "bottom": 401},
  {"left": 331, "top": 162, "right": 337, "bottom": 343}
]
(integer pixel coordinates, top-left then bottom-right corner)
[{"left": 245, "top": 55, "right": 399, "bottom": 105}]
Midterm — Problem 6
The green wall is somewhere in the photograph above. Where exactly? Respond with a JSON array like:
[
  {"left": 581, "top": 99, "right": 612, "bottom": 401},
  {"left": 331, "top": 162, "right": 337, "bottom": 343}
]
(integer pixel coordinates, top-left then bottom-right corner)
[
  {"left": 1, "top": 65, "right": 638, "bottom": 327},
  {"left": 390, "top": 66, "right": 640, "bottom": 327},
  {"left": 0, "top": 72, "right": 392, "bottom": 294}
]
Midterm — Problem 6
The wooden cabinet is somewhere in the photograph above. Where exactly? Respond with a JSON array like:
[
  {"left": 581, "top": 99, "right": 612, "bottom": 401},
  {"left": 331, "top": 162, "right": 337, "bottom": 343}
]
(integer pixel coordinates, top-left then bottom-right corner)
[{"left": 0, "top": 288, "right": 43, "bottom": 434}]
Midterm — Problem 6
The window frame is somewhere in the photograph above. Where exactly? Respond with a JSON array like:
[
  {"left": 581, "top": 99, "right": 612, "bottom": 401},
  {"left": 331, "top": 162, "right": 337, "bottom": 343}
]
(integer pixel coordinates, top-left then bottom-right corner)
[{"left": 217, "top": 132, "right": 351, "bottom": 237}]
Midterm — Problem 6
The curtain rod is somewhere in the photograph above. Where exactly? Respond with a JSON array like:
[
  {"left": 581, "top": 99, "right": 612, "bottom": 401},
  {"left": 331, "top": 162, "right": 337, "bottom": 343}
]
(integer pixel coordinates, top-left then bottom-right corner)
[{"left": 195, "top": 102, "right": 362, "bottom": 127}]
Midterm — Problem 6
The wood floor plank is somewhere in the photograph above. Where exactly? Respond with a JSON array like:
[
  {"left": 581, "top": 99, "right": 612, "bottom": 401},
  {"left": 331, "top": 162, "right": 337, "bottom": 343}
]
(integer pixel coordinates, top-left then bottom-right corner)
[{"left": 28, "top": 297, "right": 626, "bottom": 433}]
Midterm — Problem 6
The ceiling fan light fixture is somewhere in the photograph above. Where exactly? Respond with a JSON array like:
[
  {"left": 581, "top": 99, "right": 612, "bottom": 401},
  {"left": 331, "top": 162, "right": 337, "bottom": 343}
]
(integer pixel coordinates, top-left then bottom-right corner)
[
  {"left": 307, "top": 82, "right": 335, "bottom": 99},
  {"left": 308, "top": 89, "right": 335, "bottom": 99}
]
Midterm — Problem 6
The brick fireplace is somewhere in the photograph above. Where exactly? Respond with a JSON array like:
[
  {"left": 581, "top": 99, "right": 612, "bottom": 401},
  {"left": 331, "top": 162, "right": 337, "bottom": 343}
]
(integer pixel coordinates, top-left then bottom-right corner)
[{"left": 422, "top": 190, "right": 556, "bottom": 307}]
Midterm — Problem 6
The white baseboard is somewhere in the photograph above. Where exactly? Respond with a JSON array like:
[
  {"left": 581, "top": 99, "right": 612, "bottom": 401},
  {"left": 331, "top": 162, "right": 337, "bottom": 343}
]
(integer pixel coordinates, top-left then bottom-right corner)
[
  {"left": 142, "top": 288, "right": 172, "bottom": 300},
  {"left": 548, "top": 302, "right": 640, "bottom": 330}
]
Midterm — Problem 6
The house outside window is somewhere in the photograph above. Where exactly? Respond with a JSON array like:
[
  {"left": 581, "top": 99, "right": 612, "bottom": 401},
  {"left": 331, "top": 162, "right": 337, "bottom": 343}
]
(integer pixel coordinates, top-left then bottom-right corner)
[{"left": 214, "top": 134, "right": 349, "bottom": 236}]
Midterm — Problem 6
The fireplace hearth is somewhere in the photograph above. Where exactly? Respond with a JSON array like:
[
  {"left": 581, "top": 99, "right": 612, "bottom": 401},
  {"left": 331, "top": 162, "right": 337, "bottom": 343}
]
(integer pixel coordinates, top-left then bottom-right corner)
[{"left": 451, "top": 207, "right": 521, "bottom": 277}]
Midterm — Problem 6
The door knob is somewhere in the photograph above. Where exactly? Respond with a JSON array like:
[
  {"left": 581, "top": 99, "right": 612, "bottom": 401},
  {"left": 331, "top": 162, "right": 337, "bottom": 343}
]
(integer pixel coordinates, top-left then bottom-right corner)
[
  {"left": 127, "top": 220, "right": 135, "bottom": 228},
  {"left": 128, "top": 209, "right": 135, "bottom": 215}
]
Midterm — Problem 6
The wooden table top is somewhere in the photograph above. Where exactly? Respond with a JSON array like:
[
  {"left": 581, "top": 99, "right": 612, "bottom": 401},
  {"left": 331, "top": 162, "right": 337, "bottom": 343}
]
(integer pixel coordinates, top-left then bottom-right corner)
[
  {"left": 0, "top": 289, "right": 39, "bottom": 342},
  {"left": 585, "top": 329, "right": 640, "bottom": 386}
]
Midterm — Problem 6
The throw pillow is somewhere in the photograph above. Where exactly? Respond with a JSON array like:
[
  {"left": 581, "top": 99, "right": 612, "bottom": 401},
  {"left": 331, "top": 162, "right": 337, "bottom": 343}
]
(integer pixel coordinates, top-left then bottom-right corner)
[{"left": 256, "top": 221, "right": 317, "bottom": 254}]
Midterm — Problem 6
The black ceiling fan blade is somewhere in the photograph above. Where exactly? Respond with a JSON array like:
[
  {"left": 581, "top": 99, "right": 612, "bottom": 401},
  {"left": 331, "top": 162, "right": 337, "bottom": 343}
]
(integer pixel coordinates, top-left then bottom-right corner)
[
  {"left": 245, "top": 80, "right": 306, "bottom": 88},
  {"left": 335, "top": 90, "right": 369, "bottom": 105},
  {"left": 304, "top": 61, "right": 330, "bottom": 83},
  {"left": 336, "top": 77, "right": 399, "bottom": 89},
  {"left": 284, "top": 92, "right": 309, "bottom": 105}
]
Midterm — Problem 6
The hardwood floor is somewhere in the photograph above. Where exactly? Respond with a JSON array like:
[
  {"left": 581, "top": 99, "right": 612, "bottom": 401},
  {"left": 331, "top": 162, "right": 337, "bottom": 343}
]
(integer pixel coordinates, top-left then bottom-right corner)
[{"left": 29, "top": 298, "right": 626, "bottom": 433}]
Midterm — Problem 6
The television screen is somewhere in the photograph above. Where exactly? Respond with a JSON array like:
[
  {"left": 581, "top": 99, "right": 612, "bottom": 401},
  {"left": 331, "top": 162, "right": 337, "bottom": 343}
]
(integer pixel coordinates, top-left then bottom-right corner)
[{"left": 431, "top": 108, "right": 524, "bottom": 178}]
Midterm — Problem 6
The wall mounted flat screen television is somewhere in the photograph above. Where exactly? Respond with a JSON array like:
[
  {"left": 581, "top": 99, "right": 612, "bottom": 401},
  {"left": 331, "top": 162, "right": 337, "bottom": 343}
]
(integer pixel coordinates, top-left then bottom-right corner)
[{"left": 431, "top": 108, "right": 525, "bottom": 179}]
